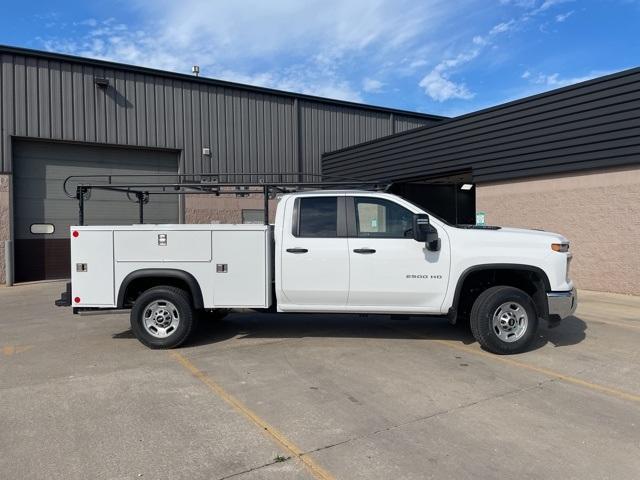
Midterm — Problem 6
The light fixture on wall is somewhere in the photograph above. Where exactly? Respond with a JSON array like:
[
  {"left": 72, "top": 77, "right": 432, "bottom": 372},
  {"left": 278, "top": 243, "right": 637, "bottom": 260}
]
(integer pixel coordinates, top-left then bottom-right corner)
[
  {"left": 460, "top": 183, "right": 474, "bottom": 191},
  {"left": 236, "top": 185, "right": 250, "bottom": 198},
  {"left": 200, "top": 175, "right": 220, "bottom": 196},
  {"left": 94, "top": 77, "right": 109, "bottom": 88}
]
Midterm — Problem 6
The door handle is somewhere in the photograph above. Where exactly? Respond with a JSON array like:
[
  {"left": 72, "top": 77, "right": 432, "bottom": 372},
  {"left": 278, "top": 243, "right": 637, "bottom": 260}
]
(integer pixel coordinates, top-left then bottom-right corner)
[
  {"left": 353, "top": 248, "right": 376, "bottom": 254},
  {"left": 286, "top": 248, "right": 309, "bottom": 254}
]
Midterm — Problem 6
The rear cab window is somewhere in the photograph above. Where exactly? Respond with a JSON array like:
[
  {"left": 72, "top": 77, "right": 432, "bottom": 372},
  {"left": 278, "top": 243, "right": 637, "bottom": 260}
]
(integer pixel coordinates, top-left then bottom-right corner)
[{"left": 296, "top": 197, "right": 338, "bottom": 237}]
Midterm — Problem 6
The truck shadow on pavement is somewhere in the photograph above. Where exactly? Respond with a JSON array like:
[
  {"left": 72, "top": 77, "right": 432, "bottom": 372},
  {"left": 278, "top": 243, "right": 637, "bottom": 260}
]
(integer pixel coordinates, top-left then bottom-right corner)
[{"left": 166, "top": 312, "right": 587, "bottom": 352}]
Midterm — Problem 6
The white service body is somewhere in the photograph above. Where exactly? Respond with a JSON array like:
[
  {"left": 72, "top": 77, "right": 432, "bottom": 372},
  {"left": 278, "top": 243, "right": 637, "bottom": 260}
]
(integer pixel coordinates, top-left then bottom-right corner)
[{"left": 71, "top": 224, "right": 272, "bottom": 309}]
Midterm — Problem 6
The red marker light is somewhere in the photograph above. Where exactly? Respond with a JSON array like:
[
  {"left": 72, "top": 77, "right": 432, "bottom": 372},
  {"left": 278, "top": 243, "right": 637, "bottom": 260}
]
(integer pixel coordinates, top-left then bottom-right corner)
[
  {"left": 72, "top": 231, "right": 79, "bottom": 238},
  {"left": 74, "top": 297, "right": 81, "bottom": 304}
]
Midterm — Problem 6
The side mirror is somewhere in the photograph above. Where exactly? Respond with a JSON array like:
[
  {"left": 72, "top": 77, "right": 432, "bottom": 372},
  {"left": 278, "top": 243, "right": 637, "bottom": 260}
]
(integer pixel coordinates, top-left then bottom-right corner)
[
  {"left": 413, "top": 214, "right": 440, "bottom": 251},
  {"left": 413, "top": 214, "right": 429, "bottom": 242}
]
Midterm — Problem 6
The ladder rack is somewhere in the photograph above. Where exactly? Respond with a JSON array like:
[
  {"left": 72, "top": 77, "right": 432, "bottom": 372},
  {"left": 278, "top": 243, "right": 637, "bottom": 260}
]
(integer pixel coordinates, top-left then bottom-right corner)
[{"left": 63, "top": 172, "right": 392, "bottom": 225}]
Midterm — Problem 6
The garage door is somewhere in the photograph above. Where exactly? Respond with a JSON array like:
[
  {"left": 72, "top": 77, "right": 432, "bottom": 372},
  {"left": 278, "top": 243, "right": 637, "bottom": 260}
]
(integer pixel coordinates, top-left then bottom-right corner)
[{"left": 13, "top": 141, "right": 179, "bottom": 282}]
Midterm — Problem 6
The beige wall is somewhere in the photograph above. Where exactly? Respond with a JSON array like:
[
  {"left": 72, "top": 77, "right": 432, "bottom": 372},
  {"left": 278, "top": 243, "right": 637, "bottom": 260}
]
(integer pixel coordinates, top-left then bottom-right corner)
[
  {"left": 476, "top": 165, "right": 640, "bottom": 295},
  {"left": 185, "top": 194, "right": 277, "bottom": 224},
  {"left": 0, "top": 175, "right": 9, "bottom": 284}
]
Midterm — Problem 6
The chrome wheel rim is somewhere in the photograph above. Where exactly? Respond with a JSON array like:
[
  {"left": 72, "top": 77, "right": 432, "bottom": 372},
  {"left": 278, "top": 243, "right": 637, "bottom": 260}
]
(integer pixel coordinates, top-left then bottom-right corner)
[
  {"left": 492, "top": 301, "right": 528, "bottom": 343},
  {"left": 142, "top": 300, "right": 180, "bottom": 338}
]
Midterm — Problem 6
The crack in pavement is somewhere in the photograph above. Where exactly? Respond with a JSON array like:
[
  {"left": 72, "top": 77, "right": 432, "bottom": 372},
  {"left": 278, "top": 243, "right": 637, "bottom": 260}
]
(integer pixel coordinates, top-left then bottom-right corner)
[
  {"left": 216, "top": 457, "right": 295, "bottom": 480},
  {"left": 298, "top": 378, "right": 555, "bottom": 458}
]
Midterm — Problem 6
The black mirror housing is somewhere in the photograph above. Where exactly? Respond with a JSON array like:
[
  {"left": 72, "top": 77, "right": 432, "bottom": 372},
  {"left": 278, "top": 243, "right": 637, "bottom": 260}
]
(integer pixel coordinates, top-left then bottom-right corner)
[
  {"left": 413, "top": 214, "right": 429, "bottom": 242},
  {"left": 426, "top": 233, "right": 440, "bottom": 252},
  {"left": 413, "top": 213, "right": 440, "bottom": 251}
]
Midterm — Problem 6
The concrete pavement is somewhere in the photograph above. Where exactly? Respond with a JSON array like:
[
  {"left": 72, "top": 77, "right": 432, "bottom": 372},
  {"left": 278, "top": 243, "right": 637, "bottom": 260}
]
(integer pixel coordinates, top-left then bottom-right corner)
[{"left": 0, "top": 283, "right": 639, "bottom": 479}]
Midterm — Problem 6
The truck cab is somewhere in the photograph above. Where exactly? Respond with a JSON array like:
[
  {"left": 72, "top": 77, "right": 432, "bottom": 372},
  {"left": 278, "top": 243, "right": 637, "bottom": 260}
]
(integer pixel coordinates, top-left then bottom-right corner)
[
  {"left": 57, "top": 187, "right": 577, "bottom": 355},
  {"left": 275, "top": 191, "right": 451, "bottom": 314}
]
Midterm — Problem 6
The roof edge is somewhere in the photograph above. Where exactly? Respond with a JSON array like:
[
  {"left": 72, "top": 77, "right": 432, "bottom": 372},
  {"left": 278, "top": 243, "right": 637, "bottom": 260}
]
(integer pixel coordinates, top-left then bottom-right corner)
[
  {"left": 0, "top": 44, "right": 447, "bottom": 121},
  {"left": 322, "top": 65, "right": 640, "bottom": 158}
]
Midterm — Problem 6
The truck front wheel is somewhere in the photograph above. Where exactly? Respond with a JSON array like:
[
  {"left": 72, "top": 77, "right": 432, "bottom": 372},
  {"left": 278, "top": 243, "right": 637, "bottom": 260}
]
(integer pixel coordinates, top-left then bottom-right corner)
[
  {"left": 469, "top": 286, "right": 538, "bottom": 355},
  {"left": 130, "top": 286, "right": 195, "bottom": 349}
]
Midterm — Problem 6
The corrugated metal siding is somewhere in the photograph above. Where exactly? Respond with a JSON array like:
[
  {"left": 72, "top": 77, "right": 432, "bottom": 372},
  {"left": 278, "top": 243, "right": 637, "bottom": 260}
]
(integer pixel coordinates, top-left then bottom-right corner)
[
  {"left": 323, "top": 67, "right": 640, "bottom": 183},
  {"left": 394, "top": 115, "right": 431, "bottom": 134},
  {"left": 300, "top": 101, "right": 390, "bottom": 175},
  {"left": 0, "top": 50, "right": 440, "bottom": 176}
]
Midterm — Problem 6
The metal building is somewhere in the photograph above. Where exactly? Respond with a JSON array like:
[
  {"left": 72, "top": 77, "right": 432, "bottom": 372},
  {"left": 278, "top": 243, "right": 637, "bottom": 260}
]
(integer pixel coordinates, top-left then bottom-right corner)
[
  {"left": 323, "top": 67, "right": 640, "bottom": 295},
  {"left": 0, "top": 45, "right": 443, "bottom": 283}
]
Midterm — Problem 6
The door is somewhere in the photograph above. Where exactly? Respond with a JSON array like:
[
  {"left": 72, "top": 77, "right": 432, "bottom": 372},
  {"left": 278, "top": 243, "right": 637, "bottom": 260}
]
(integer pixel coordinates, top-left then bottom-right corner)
[
  {"left": 347, "top": 196, "right": 450, "bottom": 310},
  {"left": 13, "top": 140, "right": 179, "bottom": 282},
  {"left": 279, "top": 195, "right": 349, "bottom": 306}
]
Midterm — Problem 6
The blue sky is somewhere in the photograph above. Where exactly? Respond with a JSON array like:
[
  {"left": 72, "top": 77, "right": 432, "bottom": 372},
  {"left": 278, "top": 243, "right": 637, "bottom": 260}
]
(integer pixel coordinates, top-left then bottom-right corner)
[{"left": 1, "top": 0, "right": 639, "bottom": 116}]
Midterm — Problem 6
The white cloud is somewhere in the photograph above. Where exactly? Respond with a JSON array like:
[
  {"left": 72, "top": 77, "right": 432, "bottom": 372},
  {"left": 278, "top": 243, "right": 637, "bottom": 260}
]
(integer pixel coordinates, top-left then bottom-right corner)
[
  {"left": 221, "top": 67, "right": 365, "bottom": 102},
  {"left": 416, "top": 0, "right": 579, "bottom": 103},
  {"left": 555, "top": 10, "right": 574, "bottom": 22},
  {"left": 408, "top": 58, "right": 429, "bottom": 69},
  {"left": 74, "top": 18, "right": 98, "bottom": 27},
  {"left": 417, "top": 12, "right": 518, "bottom": 102},
  {"left": 537, "top": 0, "right": 573, "bottom": 12},
  {"left": 419, "top": 69, "right": 474, "bottom": 101},
  {"left": 362, "top": 78, "right": 384, "bottom": 93},
  {"left": 527, "top": 69, "right": 615, "bottom": 89},
  {"left": 35, "top": 0, "right": 582, "bottom": 109},
  {"left": 39, "top": 0, "right": 459, "bottom": 103},
  {"left": 490, "top": 20, "right": 516, "bottom": 35},
  {"left": 142, "top": 0, "right": 431, "bottom": 58},
  {"left": 499, "top": 0, "right": 537, "bottom": 7},
  {"left": 525, "top": 0, "right": 575, "bottom": 17}
]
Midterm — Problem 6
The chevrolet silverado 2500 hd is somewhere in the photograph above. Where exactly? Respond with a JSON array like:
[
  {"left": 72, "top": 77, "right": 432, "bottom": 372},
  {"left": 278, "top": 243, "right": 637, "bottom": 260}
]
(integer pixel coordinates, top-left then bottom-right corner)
[{"left": 56, "top": 189, "right": 576, "bottom": 354}]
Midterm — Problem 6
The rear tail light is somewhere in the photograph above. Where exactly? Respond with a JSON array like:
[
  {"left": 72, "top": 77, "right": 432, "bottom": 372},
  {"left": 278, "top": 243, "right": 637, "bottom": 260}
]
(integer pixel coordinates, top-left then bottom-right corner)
[{"left": 74, "top": 297, "right": 81, "bottom": 304}]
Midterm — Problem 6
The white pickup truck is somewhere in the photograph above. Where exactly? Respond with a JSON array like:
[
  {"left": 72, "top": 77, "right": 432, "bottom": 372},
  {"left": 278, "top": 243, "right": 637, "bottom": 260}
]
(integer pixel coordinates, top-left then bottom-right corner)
[{"left": 57, "top": 189, "right": 576, "bottom": 354}]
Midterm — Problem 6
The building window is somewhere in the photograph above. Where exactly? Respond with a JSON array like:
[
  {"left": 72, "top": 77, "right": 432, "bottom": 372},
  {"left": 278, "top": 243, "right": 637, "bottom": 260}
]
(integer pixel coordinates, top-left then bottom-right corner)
[{"left": 242, "top": 209, "right": 264, "bottom": 224}]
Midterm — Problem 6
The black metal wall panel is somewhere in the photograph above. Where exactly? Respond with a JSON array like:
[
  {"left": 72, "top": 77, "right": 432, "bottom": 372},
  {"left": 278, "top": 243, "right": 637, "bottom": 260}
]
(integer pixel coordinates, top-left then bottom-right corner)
[
  {"left": 0, "top": 46, "right": 442, "bottom": 176},
  {"left": 323, "top": 68, "right": 640, "bottom": 183}
]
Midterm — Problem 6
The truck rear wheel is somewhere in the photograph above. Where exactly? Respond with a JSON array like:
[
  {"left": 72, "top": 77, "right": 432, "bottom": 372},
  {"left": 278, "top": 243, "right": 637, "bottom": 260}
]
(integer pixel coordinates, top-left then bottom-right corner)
[
  {"left": 469, "top": 286, "right": 538, "bottom": 355},
  {"left": 130, "top": 286, "right": 195, "bottom": 349}
]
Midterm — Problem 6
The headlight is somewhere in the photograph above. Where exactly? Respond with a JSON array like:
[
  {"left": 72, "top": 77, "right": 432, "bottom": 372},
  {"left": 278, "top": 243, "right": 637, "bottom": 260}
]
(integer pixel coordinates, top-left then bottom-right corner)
[{"left": 551, "top": 243, "right": 569, "bottom": 252}]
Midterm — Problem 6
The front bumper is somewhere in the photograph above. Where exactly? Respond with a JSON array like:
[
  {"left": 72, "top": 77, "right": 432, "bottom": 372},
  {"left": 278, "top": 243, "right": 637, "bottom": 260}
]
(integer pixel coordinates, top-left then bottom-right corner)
[{"left": 547, "top": 288, "right": 577, "bottom": 320}]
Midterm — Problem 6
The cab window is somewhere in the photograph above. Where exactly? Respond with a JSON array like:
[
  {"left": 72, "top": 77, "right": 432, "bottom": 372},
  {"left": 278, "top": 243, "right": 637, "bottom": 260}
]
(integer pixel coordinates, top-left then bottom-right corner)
[
  {"left": 297, "top": 197, "right": 338, "bottom": 237},
  {"left": 354, "top": 197, "right": 413, "bottom": 238}
]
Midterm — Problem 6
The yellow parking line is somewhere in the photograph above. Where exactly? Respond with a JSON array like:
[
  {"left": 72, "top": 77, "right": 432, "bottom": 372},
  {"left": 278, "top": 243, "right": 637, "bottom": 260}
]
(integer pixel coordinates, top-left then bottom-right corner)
[
  {"left": 432, "top": 339, "right": 640, "bottom": 404},
  {"left": 169, "top": 351, "right": 335, "bottom": 480},
  {"left": 2, "top": 345, "right": 33, "bottom": 357}
]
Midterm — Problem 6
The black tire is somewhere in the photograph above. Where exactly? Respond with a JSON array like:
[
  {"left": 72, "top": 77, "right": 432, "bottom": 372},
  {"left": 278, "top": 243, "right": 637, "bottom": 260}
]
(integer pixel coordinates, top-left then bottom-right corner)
[
  {"left": 469, "top": 286, "right": 538, "bottom": 355},
  {"left": 130, "top": 286, "right": 196, "bottom": 349}
]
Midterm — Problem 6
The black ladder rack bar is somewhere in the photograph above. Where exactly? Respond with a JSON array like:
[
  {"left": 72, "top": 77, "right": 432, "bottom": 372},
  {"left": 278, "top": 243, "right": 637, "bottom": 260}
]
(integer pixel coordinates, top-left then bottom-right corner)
[{"left": 64, "top": 173, "right": 392, "bottom": 226}]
